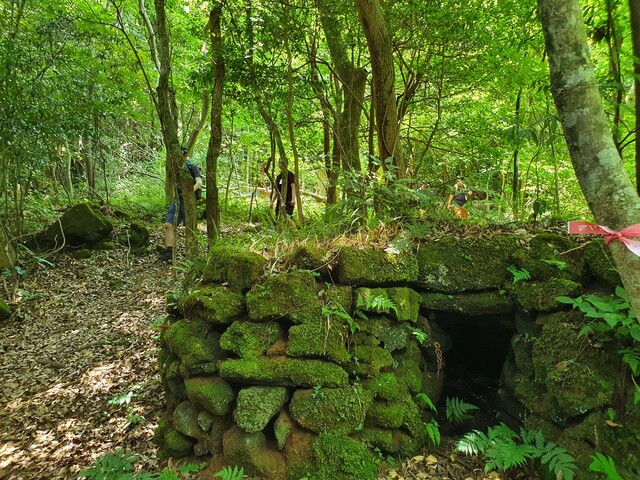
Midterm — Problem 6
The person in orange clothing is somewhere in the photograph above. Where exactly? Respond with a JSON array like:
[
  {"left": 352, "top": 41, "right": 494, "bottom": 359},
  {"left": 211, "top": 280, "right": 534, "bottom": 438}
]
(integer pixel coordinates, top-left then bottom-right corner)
[{"left": 447, "top": 180, "right": 472, "bottom": 219}]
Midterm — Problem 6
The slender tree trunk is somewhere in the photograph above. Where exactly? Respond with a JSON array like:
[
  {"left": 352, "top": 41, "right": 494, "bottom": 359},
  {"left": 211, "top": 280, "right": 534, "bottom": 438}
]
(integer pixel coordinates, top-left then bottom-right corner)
[
  {"left": 629, "top": 0, "right": 640, "bottom": 195},
  {"left": 512, "top": 88, "right": 522, "bottom": 214},
  {"left": 355, "top": 0, "right": 406, "bottom": 178},
  {"left": 539, "top": 0, "right": 640, "bottom": 315},
  {"left": 206, "top": 2, "right": 223, "bottom": 241},
  {"left": 606, "top": 0, "right": 624, "bottom": 156}
]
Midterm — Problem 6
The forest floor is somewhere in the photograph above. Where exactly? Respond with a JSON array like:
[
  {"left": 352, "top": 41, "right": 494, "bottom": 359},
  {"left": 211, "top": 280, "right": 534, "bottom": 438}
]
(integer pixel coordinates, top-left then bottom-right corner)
[{"left": 0, "top": 231, "right": 538, "bottom": 480}]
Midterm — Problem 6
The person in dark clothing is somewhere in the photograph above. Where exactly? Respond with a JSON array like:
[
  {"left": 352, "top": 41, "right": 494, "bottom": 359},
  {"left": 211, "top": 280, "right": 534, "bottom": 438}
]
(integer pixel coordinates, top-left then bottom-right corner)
[
  {"left": 159, "top": 149, "right": 202, "bottom": 262},
  {"left": 447, "top": 180, "right": 472, "bottom": 219},
  {"left": 270, "top": 160, "right": 296, "bottom": 217}
]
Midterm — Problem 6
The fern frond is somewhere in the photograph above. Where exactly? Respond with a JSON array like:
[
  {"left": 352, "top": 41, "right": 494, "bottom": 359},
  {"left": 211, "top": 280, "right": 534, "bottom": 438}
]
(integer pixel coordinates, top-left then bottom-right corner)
[
  {"left": 446, "top": 397, "right": 479, "bottom": 425},
  {"left": 455, "top": 430, "right": 490, "bottom": 455},
  {"left": 589, "top": 452, "right": 623, "bottom": 480},
  {"left": 520, "top": 428, "right": 545, "bottom": 451},
  {"left": 484, "top": 440, "right": 535, "bottom": 471},
  {"left": 540, "top": 443, "right": 577, "bottom": 480},
  {"left": 487, "top": 422, "right": 518, "bottom": 441}
]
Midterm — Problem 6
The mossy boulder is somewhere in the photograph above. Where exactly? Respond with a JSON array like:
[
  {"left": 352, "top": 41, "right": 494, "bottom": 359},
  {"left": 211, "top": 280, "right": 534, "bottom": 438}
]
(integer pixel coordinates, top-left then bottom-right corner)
[
  {"left": 356, "top": 287, "right": 422, "bottom": 322},
  {"left": 184, "top": 376, "right": 235, "bottom": 416},
  {"left": 365, "top": 391, "right": 422, "bottom": 430},
  {"left": 393, "top": 342, "right": 423, "bottom": 393},
  {"left": 122, "top": 221, "right": 150, "bottom": 247},
  {"left": 357, "top": 316, "right": 409, "bottom": 352},
  {"left": 287, "top": 318, "right": 350, "bottom": 365},
  {"left": 160, "top": 426, "right": 195, "bottom": 457},
  {"left": 162, "top": 319, "right": 223, "bottom": 375},
  {"left": 415, "top": 236, "right": 517, "bottom": 293},
  {"left": 37, "top": 203, "right": 113, "bottom": 248},
  {"left": 312, "top": 433, "right": 377, "bottom": 480},
  {"left": 286, "top": 245, "right": 334, "bottom": 278},
  {"left": 511, "top": 233, "right": 589, "bottom": 283},
  {"left": 219, "top": 357, "right": 349, "bottom": 388},
  {"left": 283, "top": 429, "right": 317, "bottom": 480},
  {"left": 322, "top": 284, "right": 354, "bottom": 315},
  {"left": 364, "top": 373, "right": 405, "bottom": 401},
  {"left": 274, "top": 409, "right": 296, "bottom": 450},
  {"left": 200, "top": 245, "right": 266, "bottom": 291},
  {"left": 349, "top": 345, "right": 394, "bottom": 377},
  {"left": 584, "top": 240, "right": 622, "bottom": 289},
  {"left": 246, "top": 270, "right": 323, "bottom": 323},
  {"left": 158, "top": 352, "right": 187, "bottom": 408},
  {"left": 219, "top": 320, "right": 284, "bottom": 358},
  {"left": 172, "top": 401, "right": 206, "bottom": 440},
  {"left": 222, "top": 425, "right": 287, "bottom": 480},
  {"left": 421, "top": 291, "right": 514, "bottom": 316},
  {"left": 0, "top": 298, "right": 11, "bottom": 321},
  {"left": 234, "top": 386, "right": 289, "bottom": 433},
  {"left": 531, "top": 316, "right": 618, "bottom": 419},
  {"left": 289, "top": 387, "right": 372, "bottom": 435},
  {"left": 336, "top": 247, "right": 418, "bottom": 286},
  {"left": 513, "top": 278, "right": 583, "bottom": 313},
  {"left": 354, "top": 428, "right": 421, "bottom": 458},
  {"left": 179, "top": 286, "right": 245, "bottom": 325}
]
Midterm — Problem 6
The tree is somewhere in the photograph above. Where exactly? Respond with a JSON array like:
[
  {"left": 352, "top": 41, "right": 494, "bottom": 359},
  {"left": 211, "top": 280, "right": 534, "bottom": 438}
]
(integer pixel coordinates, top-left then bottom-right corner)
[
  {"left": 629, "top": 0, "right": 640, "bottom": 195},
  {"left": 538, "top": 0, "right": 640, "bottom": 315}
]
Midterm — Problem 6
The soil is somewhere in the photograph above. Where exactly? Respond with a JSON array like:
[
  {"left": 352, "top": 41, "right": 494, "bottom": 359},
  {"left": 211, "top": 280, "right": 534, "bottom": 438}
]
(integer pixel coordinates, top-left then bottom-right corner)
[{"left": 0, "top": 233, "right": 538, "bottom": 480}]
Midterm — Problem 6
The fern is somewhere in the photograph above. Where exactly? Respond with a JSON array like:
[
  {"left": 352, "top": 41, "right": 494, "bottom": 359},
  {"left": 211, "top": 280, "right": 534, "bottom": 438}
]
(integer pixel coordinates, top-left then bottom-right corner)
[
  {"left": 456, "top": 425, "right": 577, "bottom": 479},
  {"left": 424, "top": 419, "right": 441, "bottom": 447},
  {"left": 445, "top": 397, "right": 479, "bottom": 425},
  {"left": 589, "top": 452, "right": 623, "bottom": 480},
  {"left": 507, "top": 265, "right": 531, "bottom": 284},
  {"left": 356, "top": 292, "right": 398, "bottom": 314},
  {"left": 213, "top": 465, "right": 245, "bottom": 480},
  {"left": 415, "top": 392, "right": 437, "bottom": 413}
]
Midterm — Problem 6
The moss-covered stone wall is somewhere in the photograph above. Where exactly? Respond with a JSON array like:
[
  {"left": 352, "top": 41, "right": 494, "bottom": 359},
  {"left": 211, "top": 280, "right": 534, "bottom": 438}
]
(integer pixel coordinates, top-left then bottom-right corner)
[{"left": 155, "top": 234, "right": 639, "bottom": 480}]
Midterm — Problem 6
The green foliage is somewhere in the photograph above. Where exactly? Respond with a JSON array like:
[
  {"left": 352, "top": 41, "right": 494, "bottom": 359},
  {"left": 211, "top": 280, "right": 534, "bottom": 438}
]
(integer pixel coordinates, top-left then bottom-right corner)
[
  {"left": 415, "top": 392, "right": 438, "bottom": 413},
  {"left": 356, "top": 292, "right": 398, "bottom": 315},
  {"left": 445, "top": 397, "right": 479, "bottom": 425},
  {"left": 456, "top": 424, "right": 577, "bottom": 479},
  {"left": 213, "top": 465, "right": 244, "bottom": 480},
  {"left": 542, "top": 259, "right": 567, "bottom": 270},
  {"left": 507, "top": 265, "right": 531, "bottom": 284},
  {"left": 322, "top": 302, "right": 361, "bottom": 335},
  {"left": 408, "top": 326, "right": 428, "bottom": 345},
  {"left": 589, "top": 453, "right": 623, "bottom": 480},
  {"left": 78, "top": 450, "right": 206, "bottom": 479},
  {"left": 557, "top": 287, "right": 640, "bottom": 342},
  {"left": 424, "top": 419, "right": 441, "bottom": 447},
  {"left": 108, "top": 391, "right": 137, "bottom": 407}
]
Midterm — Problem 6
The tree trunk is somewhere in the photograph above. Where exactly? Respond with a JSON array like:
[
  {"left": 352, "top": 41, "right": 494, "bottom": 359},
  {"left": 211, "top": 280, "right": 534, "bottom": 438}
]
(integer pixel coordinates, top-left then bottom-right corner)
[
  {"left": 316, "top": 0, "right": 367, "bottom": 204},
  {"left": 512, "top": 88, "right": 522, "bottom": 214},
  {"left": 355, "top": 0, "right": 406, "bottom": 178},
  {"left": 629, "top": 0, "right": 640, "bottom": 195},
  {"left": 539, "top": 0, "right": 640, "bottom": 315},
  {"left": 206, "top": 2, "right": 223, "bottom": 241}
]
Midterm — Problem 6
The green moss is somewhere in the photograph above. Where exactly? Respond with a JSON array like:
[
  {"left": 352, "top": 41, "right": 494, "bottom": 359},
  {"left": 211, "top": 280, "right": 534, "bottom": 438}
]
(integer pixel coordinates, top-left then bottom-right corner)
[
  {"left": 283, "top": 430, "right": 317, "bottom": 480},
  {"left": 163, "top": 428, "right": 195, "bottom": 457},
  {"left": 179, "top": 286, "right": 245, "bottom": 325},
  {"left": 531, "top": 318, "right": 617, "bottom": 419},
  {"left": 312, "top": 433, "right": 377, "bottom": 480},
  {"left": 287, "top": 318, "right": 350, "bottom": 365},
  {"left": 415, "top": 236, "right": 517, "bottom": 293},
  {"left": 289, "top": 387, "right": 372, "bottom": 435},
  {"left": 246, "top": 270, "right": 323, "bottom": 324},
  {"left": 184, "top": 376, "right": 235, "bottom": 416},
  {"left": 172, "top": 401, "right": 205, "bottom": 439},
  {"left": 364, "top": 373, "right": 404, "bottom": 401},
  {"left": 234, "top": 386, "right": 289, "bottom": 433},
  {"left": 511, "top": 233, "right": 588, "bottom": 282},
  {"left": 393, "top": 342, "right": 423, "bottom": 393},
  {"left": 200, "top": 245, "right": 266, "bottom": 291},
  {"left": 365, "top": 392, "right": 420, "bottom": 430},
  {"left": 286, "top": 245, "right": 333, "bottom": 278},
  {"left": 323, "top": 285, "right": 354, "bottom": 315},
  {"left": 357, "top": 316, "right": 409, "bottom": 352},
  {"left": 37, "top": 203, "right": 113, "bottom": 248},
  {"left": 336, "top": 247, "right": 418, "bottom": 286},
  {"left": 421, "top": 291, "right": 514, "bottom": 316},
  {"left": 219, "top": 357, "right": 349, "bottom": 388},
  {"left": 219, "top": 320, "right": 284, "bottom": 358},
  {"left": 162, "top": 319, "right": 223, "bottom": 375},
  {"left": 356, "top": 287, "right": 422, "bottom": 322},
  {"left": 584, "top": 240, "right": 622, "bottom": 289},
  {"left": 349, "top": 345, "right": 394, "bottom": 377},
  {"left": 222, "top": 425, "right": 287, "bottom": 479},
  {"left": 513, "top": 278, "right": 583, "bottom": 313}
]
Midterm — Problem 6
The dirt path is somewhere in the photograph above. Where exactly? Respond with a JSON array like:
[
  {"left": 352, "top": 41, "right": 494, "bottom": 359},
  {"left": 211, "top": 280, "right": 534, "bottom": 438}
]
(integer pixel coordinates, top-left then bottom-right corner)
[{"left": 0, "top": 237, "right": 174, "bottom": 479}]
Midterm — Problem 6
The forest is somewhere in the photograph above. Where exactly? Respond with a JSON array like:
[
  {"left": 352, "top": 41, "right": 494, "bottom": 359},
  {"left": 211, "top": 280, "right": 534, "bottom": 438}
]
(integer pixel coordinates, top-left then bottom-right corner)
[{"left": 1, "top": 0, "right": 640, "bottom": 478}]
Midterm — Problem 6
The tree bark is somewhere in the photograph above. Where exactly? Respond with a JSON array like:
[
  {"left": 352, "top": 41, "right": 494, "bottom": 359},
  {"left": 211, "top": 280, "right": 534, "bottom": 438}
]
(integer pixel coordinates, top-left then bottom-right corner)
[
  {"left": 206, "top": 2, "right": 223, "bottom": 241},
  {"left": 539, "top": 0, "right": 640, "bottom": 315},
  {"left": 355, "top": 0, "right": 406, "bottom": 178},
  {"left": 629, "top": 0, "right": 640, "bottom": 195}
]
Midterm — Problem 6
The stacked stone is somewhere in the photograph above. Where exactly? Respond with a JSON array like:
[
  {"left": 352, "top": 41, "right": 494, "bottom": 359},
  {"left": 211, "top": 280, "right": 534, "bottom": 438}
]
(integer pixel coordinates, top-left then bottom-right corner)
[{"left": 155, "top": 234, "right": 640, "bottom": 479}]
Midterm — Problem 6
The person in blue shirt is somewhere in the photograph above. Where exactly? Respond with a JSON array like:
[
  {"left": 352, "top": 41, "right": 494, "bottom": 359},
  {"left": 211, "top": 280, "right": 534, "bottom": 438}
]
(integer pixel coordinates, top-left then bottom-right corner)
[{"left": 159, "top": 148, "right": 202, "bottom": 262}]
